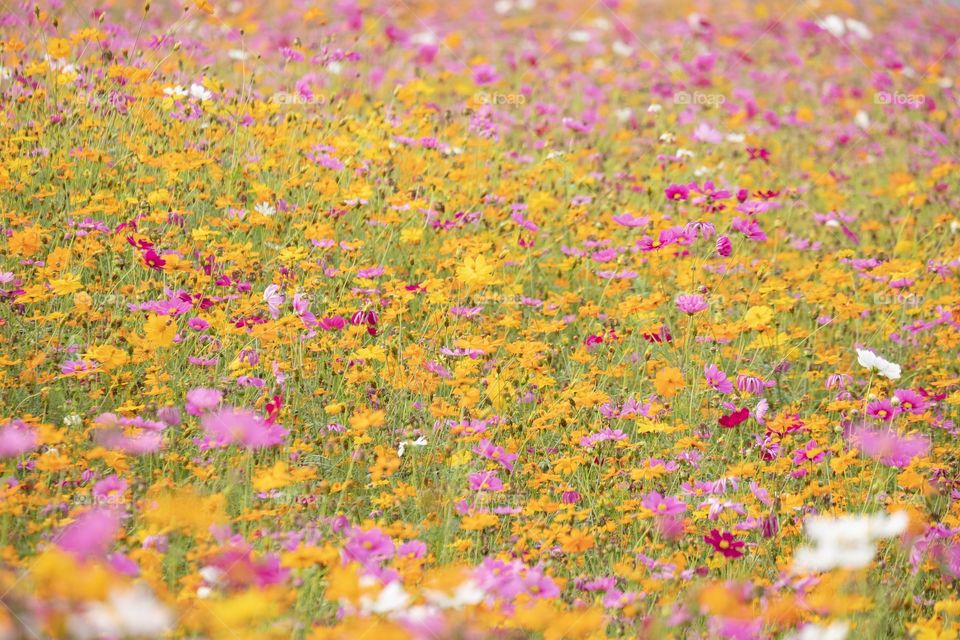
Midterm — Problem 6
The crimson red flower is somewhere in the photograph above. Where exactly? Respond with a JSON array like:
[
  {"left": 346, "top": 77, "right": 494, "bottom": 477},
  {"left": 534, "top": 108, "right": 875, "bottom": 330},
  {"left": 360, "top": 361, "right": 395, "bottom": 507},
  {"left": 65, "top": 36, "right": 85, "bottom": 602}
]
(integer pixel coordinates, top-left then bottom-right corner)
[
  {"left": 718, "top": 407, "right": 750, "bottom": 428},
  {"left": 704, "top": 529, "right": 745, "bottom": 558}
]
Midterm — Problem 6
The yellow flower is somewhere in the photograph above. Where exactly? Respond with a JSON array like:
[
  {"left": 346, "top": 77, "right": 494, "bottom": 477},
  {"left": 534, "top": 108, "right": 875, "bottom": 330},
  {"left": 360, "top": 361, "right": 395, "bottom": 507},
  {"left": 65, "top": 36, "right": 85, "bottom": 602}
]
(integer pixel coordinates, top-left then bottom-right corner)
[
  {"left": 654, "top": 366, "right": 684, "bottom": 398},
  {"left": 456, "top": 254, "right": 496, "bottom": 289},
  {"left": 46, "top": 38, "right": 71, "bottom": 59}
]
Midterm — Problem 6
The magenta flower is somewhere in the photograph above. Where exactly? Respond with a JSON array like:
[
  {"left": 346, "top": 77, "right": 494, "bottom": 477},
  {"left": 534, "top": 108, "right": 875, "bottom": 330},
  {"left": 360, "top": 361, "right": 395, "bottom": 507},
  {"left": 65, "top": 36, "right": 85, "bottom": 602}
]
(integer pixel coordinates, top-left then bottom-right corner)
[
  {"left": 641, "top": 491, "right": 687, "bottom": 517},
  {"left": 866, "top": 398, "right": 899, "bottom": 422},
  {"left": 200, "top": 407, "right": 288, "bottom": 449},
  {"left": 675, "top": 294, "right": 708, "bottom": 315},
  {"left": 664, "top": 183, "right": 690, "bottom": 201},
  {"left": 894, "top": 388, "right": 929, "bottom": 415},
  {"left": 0, "top": 420, "right": 37, "bottom": 457},
  {"left": 704, "top": 364, "right": 734, "bottom": 394},
  {"left": 716, "top": 234, "right": 732, "bottom": 257},
  {"left": 703, "top": 529, "right": 745, "bottom": 558}
]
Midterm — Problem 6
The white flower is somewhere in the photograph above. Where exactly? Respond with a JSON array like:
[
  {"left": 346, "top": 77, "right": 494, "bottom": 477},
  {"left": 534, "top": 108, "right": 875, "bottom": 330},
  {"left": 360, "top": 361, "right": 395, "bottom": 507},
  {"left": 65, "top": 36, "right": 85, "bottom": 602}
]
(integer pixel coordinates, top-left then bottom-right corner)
[
  {"left": 398, "top": 435, "right": 428, "bottom": 457},
  {"left": 856, "top": 348, "right": 901, "bottom": 380},
  {"left": 789, "top": 621, "right": 850, "bottom": 640},
  {"left": 854, "top": 110, "right": 870, "bottom": 130},
  {"left": 255, "top": 202, "right": 276, "bottom": 217},
  {"left": 424, "top": 579, "right": 486, "bottom": 609},
  {"left": 359, "top": 581, "right": 411, "bottom": 614},
  {"left": 67, "top": 585, "right": 173, "bottom": 639},
  {"left": 844, "top": 19, "right": 872, "bottom": 40},
  {"left": 189, "top": 83, "right": 212, "bottom": 102},
  {"left": 163, "top": 84, "right": 187, "bottom": 98},
  {"left": 817, "top": 15, "right": 847, "bottom": 38},
  {"left": 793, "top": 511, "right": 907, "bottom": 573},
  {"left": 612, "top": 41, "right": 633, "bottom": 57}
]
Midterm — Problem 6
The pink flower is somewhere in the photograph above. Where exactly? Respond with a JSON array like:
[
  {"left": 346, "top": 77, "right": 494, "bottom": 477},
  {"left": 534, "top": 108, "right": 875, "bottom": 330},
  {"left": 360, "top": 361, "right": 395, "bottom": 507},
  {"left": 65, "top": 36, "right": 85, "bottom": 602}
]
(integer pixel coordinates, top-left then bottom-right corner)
[
  {"left": 201, "top": 407, "right": 288, "bottom": 449},
  {"left": 792, "top": 439, "right": 827, "bottom": 465},
  {"left": 675, "top": 294, "right": 708, "bottom": 315},
  {"left": 704, "top": 364, "right": 734, "bottom": 394},
  {"left": 469, "top": 471, "right": 504, "bottom": 492},
  {"left": 894, "top": 388, "right": 929, "bottom": 415},
  {"left": 343, "top": 528, "right": 394, "bottom": 565},
  {"left": 716, "top": 235, "right": 732, "bottom": 257},
  {"left": 642, "top": 491, "right": 687, "bottom": 517},
  {"left": 849, "top": 425, "right": 930, "bottom": 468},
  {"left": 263, "top": 284, "right": 284, "bottom": 319},
  {"left": 866, "top": 398, "right": 899, "bottom": 422},
  {"left": 472, "top": 439, "right": 518, "bottom": 472},
  {"left": 57, "top": 508, "right": 120, "bottom": 560},
  {"left": 185, "top": 388, "right": 222, "bottom": 416},
  {"left": 472, "top": 64, "right": 499, "bottom": 85},
  {"left": 0, "top": 420, "right": 37, "bottom": 457}
]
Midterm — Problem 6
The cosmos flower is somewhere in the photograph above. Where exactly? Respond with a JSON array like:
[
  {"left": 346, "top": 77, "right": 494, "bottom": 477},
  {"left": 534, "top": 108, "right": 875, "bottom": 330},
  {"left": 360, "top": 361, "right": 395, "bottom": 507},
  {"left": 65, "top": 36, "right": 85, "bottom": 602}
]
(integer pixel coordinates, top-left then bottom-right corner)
[
  {"left": 848, "top": 425, "right": 930, "bottom": 468},
  {"left": 856, "top": 348, "right": 902, "bottom": 380},
  {"left": 200, "top": 407, "right": 288, "bottom": 449},
  {"left": 704, "top": 529, "right": 745, "bottom": 558},
  {"left": 0, "top": 420, "right": 38, "bottom": 457},
  {"left": 793, "top": 511, "right": 908, "bottom": 572},
  {"left": 675, "top": 294, "right": 708, "bottom": 315},
  {"left": 704, "top": 364, "right": 734, "bottom": 394}
]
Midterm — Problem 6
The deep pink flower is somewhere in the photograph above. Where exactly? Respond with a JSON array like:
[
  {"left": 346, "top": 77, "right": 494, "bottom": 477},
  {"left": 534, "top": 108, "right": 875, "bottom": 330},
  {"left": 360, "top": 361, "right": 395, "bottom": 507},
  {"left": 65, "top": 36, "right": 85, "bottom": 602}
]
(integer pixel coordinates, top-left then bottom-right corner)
[
  {"left": 716, "top": 235, "right": 732, "bottom": 256},
  {"left": 664, "top": 183, "right": 690, "bottom": 201},
  {"left": 704, "top": 529, "right": 744, "bottom": 558},
  {"left": 719, "top": 407, "right": 750, "bottom": 429}
]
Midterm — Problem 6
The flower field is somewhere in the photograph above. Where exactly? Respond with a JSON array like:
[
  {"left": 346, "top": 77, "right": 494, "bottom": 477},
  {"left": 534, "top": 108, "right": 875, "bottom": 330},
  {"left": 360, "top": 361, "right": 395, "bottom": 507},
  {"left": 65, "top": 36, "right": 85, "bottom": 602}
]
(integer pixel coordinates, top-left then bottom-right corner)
[{"left": 3, "top": 0, "right": 960, "bottom": 637}]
